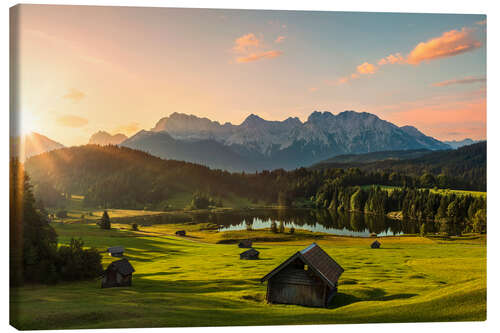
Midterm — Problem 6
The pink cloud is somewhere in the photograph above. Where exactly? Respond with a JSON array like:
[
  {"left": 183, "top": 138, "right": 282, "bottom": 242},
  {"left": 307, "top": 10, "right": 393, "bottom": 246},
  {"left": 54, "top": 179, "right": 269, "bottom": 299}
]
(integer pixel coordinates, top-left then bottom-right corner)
[
  {"left": 337, "top": 62, "right": 377, "bottom": 84},
  {"left": 337, "top": 77, "right": 350, "bottom": 84},
  {"left": 333, "top": 26, "right": 483, "bottom": 87},
  {"left": 275, "top": 36, "right": 286, "bottom": 43},
  {"left": 232, "top": 33, "right": 261, "bottom": 53},
  {"left": 63, "top": 88, "right": 86, "bottom": 102},
  {"left": 378, "top": 53, "right": 405, "bottom": 65},
  {"left": 406, "top": 27, "right": 482, "bottom": 64},
  {"left": 432, "top": 76, "right": 486, "bottom": 87},
  {"left": 357, "top": 62, "right": 378, "bottom": 74},
  {"left": 232, "top": 33, "right": 283, "bottom": 63},
  {"left": 476, "top": 19, "right": 487, "bottom": 25},
  {"left": 236, "top": 50, "right": 283, "bottom": 63},
  {"left": 57, "top": 115, "right": 88, "bottom": 128}
]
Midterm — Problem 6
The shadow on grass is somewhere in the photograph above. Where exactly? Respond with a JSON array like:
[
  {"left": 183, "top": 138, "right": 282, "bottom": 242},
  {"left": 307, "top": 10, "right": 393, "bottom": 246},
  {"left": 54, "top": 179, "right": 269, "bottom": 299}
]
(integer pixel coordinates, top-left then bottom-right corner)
[
  {"left": 132, "top": 277, "right": 259, "bottom": 294},
  {"left": 122, "top": 248, "right": 183, "bottom": 263},
  {"left": 329, "top": 288, "right": 418, "bottom": 309},
  {"left": 376, "top": 247, "right": 405, "bottom": 250},
  {"left": 134, "top": 272, "right": 180, "bottom": 278}
]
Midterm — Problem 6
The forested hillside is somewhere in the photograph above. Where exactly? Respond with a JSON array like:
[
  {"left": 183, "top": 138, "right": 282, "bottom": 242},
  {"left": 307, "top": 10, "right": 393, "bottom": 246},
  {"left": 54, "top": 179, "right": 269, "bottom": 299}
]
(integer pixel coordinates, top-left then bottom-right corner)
[
  {"left": 312, "top": 142, "right": 486, "bottom": 191},
  {"left": 24, "top": 142, "right": 486, "bottom": 212},
  {"left": 25, "top": 145, "right": 260, "bottom": 209},
  {"left": 316, "top": 149, "right": 433, "bottom": 164}
]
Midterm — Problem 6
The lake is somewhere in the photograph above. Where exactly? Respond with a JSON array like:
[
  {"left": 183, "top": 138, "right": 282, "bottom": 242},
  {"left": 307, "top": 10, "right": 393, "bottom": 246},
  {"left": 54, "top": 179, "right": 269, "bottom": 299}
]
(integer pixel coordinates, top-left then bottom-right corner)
[{"left": 192, "top": 208, "right": 420, "bottom": 237}]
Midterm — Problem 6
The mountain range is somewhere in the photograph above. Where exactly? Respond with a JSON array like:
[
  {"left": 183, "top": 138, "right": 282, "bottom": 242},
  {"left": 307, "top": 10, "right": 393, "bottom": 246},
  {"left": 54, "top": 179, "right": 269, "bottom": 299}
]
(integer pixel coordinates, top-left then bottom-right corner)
[
  {"left": 10, "top": 132, "right": 65, "bottom": 162},
  {"left": 119, "top": 111, "right": 450, "bottom": 171},
  {"left": 18, "top": 111, "right": 478, "bottom": 172},
  {"left": 88, "top": 131, "right": 128, "bottom": 145},
  {"left": 443, "top": 138, "right": 479, "bottom": 149}
]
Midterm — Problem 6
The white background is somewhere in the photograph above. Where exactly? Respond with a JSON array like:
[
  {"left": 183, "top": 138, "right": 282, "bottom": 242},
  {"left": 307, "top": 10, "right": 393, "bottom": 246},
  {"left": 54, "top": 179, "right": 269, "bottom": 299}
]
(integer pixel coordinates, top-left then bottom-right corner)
[{"left": 1, "top": 1, "right": 497, "bottom": 332}]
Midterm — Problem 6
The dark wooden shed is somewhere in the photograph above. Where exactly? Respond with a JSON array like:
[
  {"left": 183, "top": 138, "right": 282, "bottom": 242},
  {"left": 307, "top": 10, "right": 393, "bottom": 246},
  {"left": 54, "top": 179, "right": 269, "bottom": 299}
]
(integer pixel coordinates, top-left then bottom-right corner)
[
  {"left": 238, "top": 240, "right": 253, "bottom": 248},
  {"left": 107, "top": 246, "right": 124, "bottom": 257},
  {"left": 175, "top": 230, "right": 186, "bottom": 236},
  {"left": 371, "top": 240, "right": 381, "bottom": 248},
  {"left": 261, "top": 243, "right": 344, "bottom": 308},
  {"left": 101, "top": 258, "right": 135, "bottom": 288},
  {"left": 240, "top": 248, "right": 259, "bottom": 260}
]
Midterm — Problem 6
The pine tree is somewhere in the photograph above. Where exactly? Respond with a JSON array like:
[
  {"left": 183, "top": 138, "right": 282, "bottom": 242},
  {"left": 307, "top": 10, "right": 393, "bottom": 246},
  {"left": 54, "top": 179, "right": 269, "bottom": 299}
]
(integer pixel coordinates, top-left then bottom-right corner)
[
  {"left": 99, "top": 210, "right": 111, "bottom": 229},
  {"left": 10, "top": 158, "right": 58, "bottom": 285},
  {"left": 271, "top": 221, "right": 278, "bottom": 233}
]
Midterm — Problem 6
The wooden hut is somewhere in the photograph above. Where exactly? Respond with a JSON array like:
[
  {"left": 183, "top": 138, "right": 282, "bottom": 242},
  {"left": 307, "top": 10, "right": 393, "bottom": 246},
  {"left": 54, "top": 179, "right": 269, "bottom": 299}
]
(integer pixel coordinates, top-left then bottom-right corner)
[
  {"left": 371, "top": 240, "right": 381, "bottom": 249},
  {"left": 238, "top": 240, "right": 253, "bottom": 248},
  {"left": 261, "top": 243, "right": 344, "bottom": 308},
  {"left": 101, "top": 258, "right": 135, "bottom": 288},
  {"left": 240, "top": 248, "right": 259, "bottom": 260},
  {"left": 107, "top": 246, "right": 124, "bottom": 257},
  {"left": 175, "top": 230, "right": 186, "bottom": 236}
]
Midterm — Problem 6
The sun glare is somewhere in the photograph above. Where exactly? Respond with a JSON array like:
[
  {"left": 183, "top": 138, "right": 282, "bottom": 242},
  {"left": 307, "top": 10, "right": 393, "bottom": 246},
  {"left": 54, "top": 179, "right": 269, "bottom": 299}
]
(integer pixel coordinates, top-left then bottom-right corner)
[{"left": 20, "top": 110, "right": 39, "bottom": 136}]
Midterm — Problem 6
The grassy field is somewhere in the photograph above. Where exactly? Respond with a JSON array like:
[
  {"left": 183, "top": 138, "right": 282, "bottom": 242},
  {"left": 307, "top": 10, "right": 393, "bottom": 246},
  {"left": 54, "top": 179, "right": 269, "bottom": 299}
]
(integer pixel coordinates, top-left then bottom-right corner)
[
  {"left": 66, "top": 192, "right": 263, "bottom": 212},
  {"left": 361, "top": 185, "right": 486, "bottom": 198},
  {"left": 54, "top": 194, "right": 265, "bottom": 226},
  {"left": 10, "top": 219, "right": 486, "bottom": 330}
]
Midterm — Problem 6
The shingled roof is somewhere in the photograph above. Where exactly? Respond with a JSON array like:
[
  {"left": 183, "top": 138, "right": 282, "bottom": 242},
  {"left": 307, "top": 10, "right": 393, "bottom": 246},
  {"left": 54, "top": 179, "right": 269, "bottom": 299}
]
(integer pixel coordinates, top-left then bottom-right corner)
[
  {"left": 240, "top": 248, "right": 259, "bottom": 257},
  {"left": 108, "top": 258, "right": 135, "bottom": 276},
  {"left": 261, "top": 243, "right": 344, "bottom": 288},
  {"left": 107, "top": 246, "right": 124, "bottom": 254}
]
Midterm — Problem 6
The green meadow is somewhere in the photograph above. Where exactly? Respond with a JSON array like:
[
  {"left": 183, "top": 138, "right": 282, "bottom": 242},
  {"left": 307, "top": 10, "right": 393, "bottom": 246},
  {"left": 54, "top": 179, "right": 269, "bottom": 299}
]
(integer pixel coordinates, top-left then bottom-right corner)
[
  {"left": 361, "top": 185, "right": 487, "bottom": 198},
  {"left": 10, "top": 214, "right": 486, "bottom": 330}
]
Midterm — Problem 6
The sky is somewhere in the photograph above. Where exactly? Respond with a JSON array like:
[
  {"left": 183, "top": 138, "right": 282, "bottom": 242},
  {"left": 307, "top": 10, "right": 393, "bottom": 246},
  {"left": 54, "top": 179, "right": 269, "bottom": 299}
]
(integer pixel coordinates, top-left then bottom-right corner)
[{"left": 11, "top": 4, "right": 486, "bottom": 146}]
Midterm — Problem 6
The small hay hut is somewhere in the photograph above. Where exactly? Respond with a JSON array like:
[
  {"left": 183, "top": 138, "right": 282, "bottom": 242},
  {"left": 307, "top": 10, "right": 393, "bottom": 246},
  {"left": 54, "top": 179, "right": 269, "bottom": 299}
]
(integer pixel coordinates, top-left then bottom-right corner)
[
  {"left": 101, "top": 258, "right": 135, "bottom": 288},
  {"left": 371, "top": 240, "right": 381, "bottom": 249},
  {"left": 175, "top": 230, "right": 186, "bottom": 236},
  {"left": 261, "top": 243, "right": 344, "bottom": 308},
  {"left": 238, "top": 240, "right": 253, "bottom": 248},
  {"left": 240, "top": 248, "right": 259, "bottom": 260},
  {"left": 107, "top": 246, "right": 124, "bottom": 257}
]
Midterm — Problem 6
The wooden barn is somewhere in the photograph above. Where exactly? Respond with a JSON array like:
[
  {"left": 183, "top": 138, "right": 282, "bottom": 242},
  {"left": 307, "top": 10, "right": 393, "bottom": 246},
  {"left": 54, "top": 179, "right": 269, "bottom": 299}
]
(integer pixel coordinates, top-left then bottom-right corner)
[
  {"left": 101, "top": 258, "right": 135, "bottom": 288},
  {"left": 261, "top": 243, "right": 344, "bottom": 308},
  {"left": 371, "top": 240, "right": 381, "bottom": 248},
  {"left": 107, "top": 246, "right": 124, "bottom": 257},
  {"left": 175, "top": 230, "right": 186, "bottom": 236},
  {"left": 240, "top": 248, "right": 259, "bottom": 260},
  {"left": 238, "top": 240, "right": 253, "bottom": 248}
]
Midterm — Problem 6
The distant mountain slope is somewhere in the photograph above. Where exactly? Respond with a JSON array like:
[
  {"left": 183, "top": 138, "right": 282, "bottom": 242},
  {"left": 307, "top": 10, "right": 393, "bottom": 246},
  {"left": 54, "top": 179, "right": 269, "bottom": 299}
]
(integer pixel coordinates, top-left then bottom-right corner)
[
  {"left": 23, "top": 145, "right": 273, "bottom": 209},
  {"left": 23, "top": 143, "right": 486, "bottom": 212},
  {"left": 89, "top": 131, "right": 127, "bottom": 145},
  {"left": 311, "top": 142, "right": 486, "bottom": 191},
  {"left": 10, "top": 132, "right": 65, "bottom": 161},
  {"left": 121, "top": 130, "right": 252, "bottom": 171},
  {"left": 443, "top": 138, "right": 479, "bottom": 149},
  {"left": 316, "top": 149, "right": 433, "bottom": 165},
  {"left": 129, "top": 110, "right": 450, "bottom": 171}
]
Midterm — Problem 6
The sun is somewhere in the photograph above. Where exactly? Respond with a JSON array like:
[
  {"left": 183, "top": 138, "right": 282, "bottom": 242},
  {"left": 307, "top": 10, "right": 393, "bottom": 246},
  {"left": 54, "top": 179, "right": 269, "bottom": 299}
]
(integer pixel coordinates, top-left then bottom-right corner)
[{"left": 19, "top": 110, "right": 40, "bottom": 136}]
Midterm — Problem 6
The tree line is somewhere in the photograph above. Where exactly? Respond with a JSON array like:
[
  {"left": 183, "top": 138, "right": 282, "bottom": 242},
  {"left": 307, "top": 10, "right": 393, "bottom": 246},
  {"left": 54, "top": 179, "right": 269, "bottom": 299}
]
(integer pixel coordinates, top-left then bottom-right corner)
[
  {"left": 23, "top": 144, "right": 486, "bottom": 236},
  {"left": 311, "top": 142, "right": 486, "bottom": 191},
  {"left": 314, "top": 182, "right": 486, "bottom": 235},
  {"left": 24, "top": 144, "right": 486, "bottom": 212},
  {"left": 10, "top": 159, "right": 103, "bottom": 286}
]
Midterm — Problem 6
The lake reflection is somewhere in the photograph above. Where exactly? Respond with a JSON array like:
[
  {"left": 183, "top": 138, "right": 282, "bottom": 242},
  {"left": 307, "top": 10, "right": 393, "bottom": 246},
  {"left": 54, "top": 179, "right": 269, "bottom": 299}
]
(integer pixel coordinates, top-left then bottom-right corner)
[{"left": 192, "top": 209, "right": 419, "bottom": 237}]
